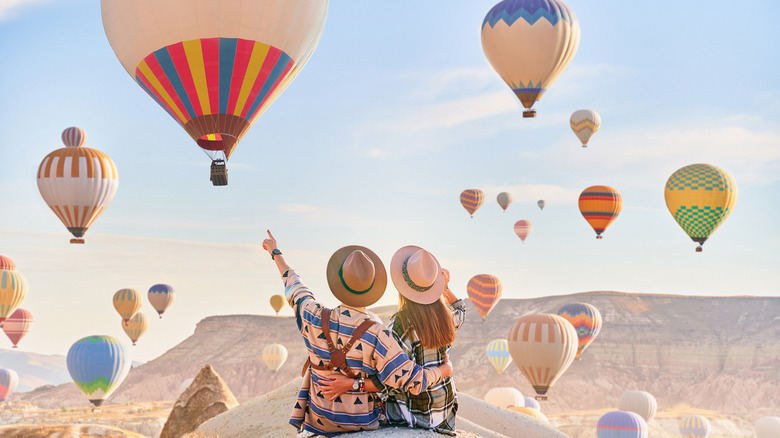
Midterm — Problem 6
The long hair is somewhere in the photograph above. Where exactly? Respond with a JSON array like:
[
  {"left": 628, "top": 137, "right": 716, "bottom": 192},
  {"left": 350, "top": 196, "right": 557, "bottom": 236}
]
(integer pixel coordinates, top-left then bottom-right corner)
[{"left": 396, "top": 293, "right": 456, "bottom": 349}]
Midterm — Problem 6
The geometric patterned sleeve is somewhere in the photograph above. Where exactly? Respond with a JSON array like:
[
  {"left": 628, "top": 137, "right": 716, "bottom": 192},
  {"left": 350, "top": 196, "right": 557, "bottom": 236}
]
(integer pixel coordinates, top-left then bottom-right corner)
[
  {"left": 282, "top": 269, "right": 317, "bottom": 333},
  {"left": 369, "top": 325, "right": 443, "bottom": 396}
]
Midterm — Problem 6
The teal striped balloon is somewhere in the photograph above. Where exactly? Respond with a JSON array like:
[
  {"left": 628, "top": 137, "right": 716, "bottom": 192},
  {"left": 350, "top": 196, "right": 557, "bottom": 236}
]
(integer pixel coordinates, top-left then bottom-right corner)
[{"left": 67, "top": 335, "right": 131, "bottom": 407}]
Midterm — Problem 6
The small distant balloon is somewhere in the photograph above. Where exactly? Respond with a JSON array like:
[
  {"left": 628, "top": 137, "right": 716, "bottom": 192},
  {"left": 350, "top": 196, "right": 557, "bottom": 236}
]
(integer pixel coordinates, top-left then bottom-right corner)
[
  {"left": 557, "top": 302, "right": 602, "bottom": 359},
  {"left": 597, "top": 411, "right": 648, "bottom": 438},
  {"left": 679, "top": 415, "right": 711, "bottom": 438},
  {"left": 484, "top": 387, "right": 524, "bottom": 409},
  {"left": 537, "top": 200, "right": 545, "bottom": 210},
  {"left": 0, "top": 255, "right": 27, "bottom": 325},
  {"left": 467, "top": 274, "right": 502, "bottom": 321},
  {"left": 486, "top": 339, "right": 513, "bottom": 374},
  {"left": 497, "top": 192, "right": 513, "bottom": 211},
  {"left": 262, "top": 344, "right": 288, "bottom": 372},
  {"left": 122, "top": 312, "right": 148, "bottom": 346},
  {"left": 113, "top": 289, "right": 142, "bottom": 324},
  {"left": 0, "top": 368, "right": 19, "bottom": 401},
  {"left": 579, "top": 185, "right": 622, "bottom": 239},
  {"left": 570, "top": 109, "right": 601, "bottom": 147},
  {"left": 513, "top": 220, "right": 533, "bottom": 243},
  {"left": 3, "top": 308, "right": 33, "bottom": 348},
  {"left": 67, "top": 335, "right": 131, "bottom": 407},
  {"left": 460, "top": 189, "right": 485, "bottom": 217},
  {"left": 148, "top": 284, "right": 175, "bottom": 318},
  {"left": 618, "top": 390, "right": 657, "bottom": 423},
  {"left": 270, "top": 295, "right": 285, "bottom": 315}
]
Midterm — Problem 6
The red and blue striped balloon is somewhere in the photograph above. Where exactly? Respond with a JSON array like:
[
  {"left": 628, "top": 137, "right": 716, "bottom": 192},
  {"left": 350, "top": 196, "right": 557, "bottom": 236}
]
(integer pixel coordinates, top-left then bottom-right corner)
[{"left": 597, "top": 410, "right": 648, "bottom": 438}]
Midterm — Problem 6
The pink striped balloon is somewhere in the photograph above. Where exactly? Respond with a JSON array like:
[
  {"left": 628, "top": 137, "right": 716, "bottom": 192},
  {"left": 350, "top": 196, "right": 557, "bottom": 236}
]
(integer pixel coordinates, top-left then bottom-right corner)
[
  {"left": 3, "top": 308, "right": 33, "bottom": 348},
  {"left": 514, "top": 220, "right": 533, "bottom": 243},
  {"left": 0, "top": 255, "right": 16, "bottom": 271},
  {"left": 460, "top": 189, "right": 485, "bottom": 217},
  {"left": 61, "top": 127, "right": 87, "bottom": 147},
  {"left": 467, "top": 274, "right": 502, "bottom": 320}
]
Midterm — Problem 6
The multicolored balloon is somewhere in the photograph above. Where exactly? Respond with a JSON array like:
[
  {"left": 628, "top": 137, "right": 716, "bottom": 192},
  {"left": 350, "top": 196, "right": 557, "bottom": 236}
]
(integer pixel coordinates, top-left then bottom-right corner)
[
  {"left": 514, "top": 220, "right": 533, "bottom": 243},
  {"left": 755, "top": 417, "right": 780, "bottom": 438},
  {"left": 524, "top": 396, "right": 541, "bottom": 411},
  {"left": 486, "top": 339, "right": 513, "bottom": 374},
  {"left": 597, "top": 410, "right": 648, "bottom": 438},
  {"left": 270, "top": 294, "right": 286, "bottom": 315},
  {"left": 122, "top": 312, "right": 148, "bottom": 346},
  {"left": 618, "top": 390, "right": 657, "bottom": 423},
  {"left": 570, "top": 109, "right": 601, "bottom": 147},
  {"left": 484, "top": 387, "right": 524, "bottom": 409},
  {"left": 100, "top": 0, "right": 329, "bottom": 180},
  {"left": 148, "top": 284, "right": 175, "bottom": 318},
  {"left": 579, "top": 185, "right": 622, "bottom": 239},
  {"left": 113, "top": 288, "right": 142, "bottom": 324},
  {"left": 537, "top": 200, "right": 545, "bottom": 210},
  {"left": 679, "top": 415, "right": 711, "bottom": 438},
  {"left": 507, "top": 313, "right": 578, "bottom": 399},
  {"left": 0, "top": 256, "right": 27, "bottom": 325},
  {"left": 460, "top": 189, "right": 485, "bottom": 217},
  {"left": 37, "top": 128, "right": 119, "bottom": 244},
  {"left": 481, "top": 0, "right": 580, "bottom": 118},
  {"left": 497, "top": 192, "right": 513, "bottom": 211},
  {"left": 467, "top": 274, "right": 503, "bottom": 321},
  {"left": 509, "top": 406, "right": 549, "bottom": 423},
  {"left": 262, "top": 343, "right": 288, "bottom": 372},
  {"left": 0, "top": 368, "right": 18, "bottom": 402},
  {"left": 3, "top": 308, "right": 33, "bottom": 348},
  {"left": 66, "top": 335, "right": 131, "bottom": 407},
  {"left": 664, "top": 164, "right": 737, "bottom": 252},
  {"left": 557, "top": 302, "right": 602, "bottom": 359}
]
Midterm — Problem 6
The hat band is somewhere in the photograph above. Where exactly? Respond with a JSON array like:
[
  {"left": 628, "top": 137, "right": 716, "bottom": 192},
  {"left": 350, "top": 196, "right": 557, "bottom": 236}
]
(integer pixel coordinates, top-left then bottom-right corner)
[
  {"left": 339, "top": 265, "right": 374, "bottom": 295},
  {"left": 401, "top": 259, "right": 434, "bottom": 293}
]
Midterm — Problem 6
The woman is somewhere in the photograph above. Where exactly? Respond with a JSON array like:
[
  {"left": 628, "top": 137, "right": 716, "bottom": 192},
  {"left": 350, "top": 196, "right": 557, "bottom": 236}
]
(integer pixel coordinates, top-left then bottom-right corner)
[{"left": 321, "top": 246, "right": 465, "bottom": 435}]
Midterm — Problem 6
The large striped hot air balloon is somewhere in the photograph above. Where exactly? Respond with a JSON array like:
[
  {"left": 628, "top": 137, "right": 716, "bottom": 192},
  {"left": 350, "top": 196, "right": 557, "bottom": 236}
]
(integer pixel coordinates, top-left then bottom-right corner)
[
  {"left": 66, "top": 335, "right": 131, "bottom": 407},
  {"left": 579, "top": 185, "right": 622, "bottom": 239},
  {"left": 262, "top": 343, "right": 288, "bottom": 372},
  {"left": 514, "top": 220, "right": 533, "bottom": 243},
  {"left": 755, "top": 417, "right": 780, "bottom": 438},
  {"left": 597, "top": 410, "right": 648, "bottom": 438},
  {"left": 122, "top": 312, "right": 148, "bottom": 346},
  {"left": 0, "top": 368, "right": 18, "bottom": 401},
  {"left": 570, "top": 109, "right": 601, "bottom": 147},
  {"left": 37, "top": 127, "right": 119, "bottom": 244},
  {"left": 148, "top": 284, "right": 175, "bottom": 318},
  {"left": 497, "top": 192, "right": 513, "bottom": 211},
  {"left": 665, "top": 164, "right": 737, "bottom": 252},
  {"left": 484, "top": 387, "right": 524, "bottom": 409},
  {"left": 510, "top": 406, "right": 549, "bottom": 423},
  {"left": 100, "top": 0, "right": 329, "bottom": 185},
  {"left": 3, "top": 308, "right": 33, "bottom": 348},
  {"left": 618, "top": 391, "right": 657, "bottom": 423},
  {"left": 481, "top": 0, "right": 580, "bottom": 118},
  {"left": 486, "top": 339, "right": 513, "bottom": 374},
  {"left": 507, "top": 313, "right": 578, "bottom": 399},
  {"left": 460, "top": 189, "right": 485, "bottom": 217},
  {"left": 467, "top": 274, "right": 502, "bottom": 321},
  {"left": 679, "top": 415, "right": 711, "bottom": 438},
  {"left": 0, "top": 256, "right": 27, "bottom": 325},
  {"left": 557, "top": 302, "right": 602, "bottom": 359},
  {"left": 113, "top": 289, "right": 142, "bottom": 324}
]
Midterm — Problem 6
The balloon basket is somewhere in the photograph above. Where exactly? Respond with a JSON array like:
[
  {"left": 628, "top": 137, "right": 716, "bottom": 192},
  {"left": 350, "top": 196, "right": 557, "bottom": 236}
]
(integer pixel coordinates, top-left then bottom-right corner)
[
  {"left": 535, "top": 395, "right": 548, "bottom": 401},
  {"left": 582, "top": 144, "right": 587, "bottom": 148},
  {"left": 210, "top": 159, "right": 228, "bottom": 186},
  {"left": 596, "top": 235, "right": 603, "bottom": 240},
  {"left": 522, "top": 109, "right": 537, "bottom": 118},
  {"left": 12, "top": 345, "right": 17, "bottom": 349},
  {"left": 695, "top": 246, "right": 703, "bottom": 252},
  {"left": 70, "top": 238, "right": 85, "bottom": 244}
]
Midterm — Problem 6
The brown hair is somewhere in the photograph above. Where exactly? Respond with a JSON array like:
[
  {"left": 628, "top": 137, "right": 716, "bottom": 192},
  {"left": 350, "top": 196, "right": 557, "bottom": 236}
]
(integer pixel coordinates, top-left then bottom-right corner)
[{"left": 396, "top": 294, "right": 456, "bottom": 349}]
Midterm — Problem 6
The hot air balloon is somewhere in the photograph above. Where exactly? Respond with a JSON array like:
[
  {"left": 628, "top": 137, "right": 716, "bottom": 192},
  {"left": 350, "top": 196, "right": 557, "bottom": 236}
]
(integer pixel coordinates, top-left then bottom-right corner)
[
  {"left": 597, "top": 411, "right": 648, "bottom": 438},
  {"left": 484, "top": 387, "right": 524, "bottom": 409},
  {"left": 507, "top": 313, "right": 577, "bottom": 400},
  {"left": 524, "top": 396, "right": 541, "bottom": 411},
  {"left": 557, "top": 302, "right": 602, "bottom": 359},
  {"left": 0, "top": 256, "right": 27, "bottom": 325},
  {"left": 755, "top": 417, "right": 780, "bottom": 438},
  {"left": 37, "top": 127, "right": 119, "bottom": 244},
  {"left": 497, "top": 192, "right": 513, "bottom": 211},
  {"left": 679, "top": 415, "right": 711, "bottom": 438},
  {"left": 148, "top": 284, "right": 175, "bottom": 318},
  {"left": 579, "top": 185, "right": 622, "bottom": 239},
  {"left": 570, "top": 109, "right": 601, "bottom": 147},
  {"left": 3, "top": 308, "right": 33, "bottom": 348},
  {"left": 460, "top": 189, "right": 485, "bottom": 217},
  {"left": 122, "top": 312, "right": 148, "bottom": 346},
  {"left": 179, "top": 377, "right": 195, "bottom": 394},
  {"left": 509, "top": 406, "right": 549, "bottom": 423},
  {"left": 664, "top": 164, "right": 737, "bottom": 252},
  {"left": 618, "top": 391, "right": 657, "bottom": 423},
  {"left": 113, "top": 288, "right": 142, "bottom": 324},
  {"left": 67, "top": 335, "right": 131, "bottom": 407},
  {"left": 0, "top": 368, "right": 18, "bottom": 402},
  {"left": 270, "top": 294, "right": 286, "bottom": 315},
  {"left": 262, "top": 343, "right": 288, "bottom": 372},
  {"left": 100, "top": 0, "right": 329, "bottom": 186},
  {"left": 514, "top": 220, "right": 533, "bottom": 243},
  {"left": 481, "top": 0, "right": 580, "bottom": 118},
  {"left": 467, "top": 274, "right": 502, "bottom": 321},
  {"left": 537, "top": 200, "right": 545, "bottom": 210},
  {"left": 486, "top": 339, "right": 513, "bottom": 374}
]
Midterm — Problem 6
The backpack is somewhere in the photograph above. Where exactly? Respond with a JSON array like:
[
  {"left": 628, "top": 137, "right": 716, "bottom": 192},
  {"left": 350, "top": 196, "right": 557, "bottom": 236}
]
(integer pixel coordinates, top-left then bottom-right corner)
[{"left": 301, "top": 308, "right": 377, "bottom": 379}]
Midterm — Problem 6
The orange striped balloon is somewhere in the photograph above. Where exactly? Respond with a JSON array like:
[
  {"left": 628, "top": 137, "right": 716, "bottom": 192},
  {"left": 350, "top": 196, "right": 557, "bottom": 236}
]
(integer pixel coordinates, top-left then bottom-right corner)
[
  {"left": 2, "top": 308, "right": 33, "bottom": 348},
  {"left": 113, "top": 288, "right": 142, "bottom": 324},
  {"left": 578, "top": 185, "right": 622, "bottom": 239},
  {"left": 467, "top": 274, "right": 502, "bottom": 321},
  {"left": 460, "top": 189, "right": 485, "bottom": 217},
  {"left": 507, "top": 313, "right": 578, "bottom": 399}
]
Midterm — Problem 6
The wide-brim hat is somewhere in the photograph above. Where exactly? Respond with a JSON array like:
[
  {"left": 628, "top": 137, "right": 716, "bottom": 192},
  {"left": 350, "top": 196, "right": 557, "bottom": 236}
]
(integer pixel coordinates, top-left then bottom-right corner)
[
  {"left": 326, "top": 245, "right": 387, "bottom": 307},
  {"left": 390, "top": 246, "right": 446, "bottom": 305}
]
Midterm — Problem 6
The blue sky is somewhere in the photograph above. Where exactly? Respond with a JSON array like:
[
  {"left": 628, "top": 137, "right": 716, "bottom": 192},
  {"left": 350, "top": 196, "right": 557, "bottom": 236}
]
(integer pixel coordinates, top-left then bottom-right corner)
[{"left": 0, "top": 0, "right": 778, "bottom": 362}]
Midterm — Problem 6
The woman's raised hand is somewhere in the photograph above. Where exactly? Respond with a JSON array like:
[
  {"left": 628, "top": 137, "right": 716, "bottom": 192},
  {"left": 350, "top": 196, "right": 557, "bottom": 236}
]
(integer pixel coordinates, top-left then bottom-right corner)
[{"left": 262, "top": 230, "right": 278, "bottom": 256}]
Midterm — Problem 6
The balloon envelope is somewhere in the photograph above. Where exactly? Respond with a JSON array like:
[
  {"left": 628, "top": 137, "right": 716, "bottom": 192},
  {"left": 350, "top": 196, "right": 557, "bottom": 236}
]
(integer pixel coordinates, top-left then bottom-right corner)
[
  {"left": 460, "top": 189, "right": 485, "bottom": 217},
  {"left": 484, "top": 387, "right": 524, "bottom": 409},
  {"left": 570, "top": 109, "right": 601, "bottom": 146},
  {"left": 67, "top": 335, "right": 131, "bottom": 407},
  {"left": 148, "top": 284, "right": 175, "bottom": 318},
  {"left": 755, "top": 416, "right": 780, "bottom": 438},
  {"left": 0, "top": 368, "right": 18, "bottom": 401},
  {"left": 664, "top": 164, "right": 737, "bottom": 252},
  {"left": 679, "top": 415, "right": 711, "bottom": 438},
  {"left": 113, "top": 289, "right": 142, "bottom": 323},
  {"left": 467, "top": 274, "right": 502, "bottom": 320},
  {"left": 509, "top": 406, "right": 548, "bottom": 423},
  {"left": 597, "top": 410, "right": 648, "bottom": 438},
  {"left": 3, "top": 308, "right": 33, "bottom": 348},
  {"left": 524, "top": 396, "right": 541, "bottom": 411},
  {"left": 507, "top": 313, "right": 578, "bottom": 397},
  {"left": 514, "top": 220, "right": 533, "bottom": 242},
  {"left": 537, "top": 200, "right": 545, "bottom": 210},
  {"left": 122, "top": 312, "right": 149, "bottom": 346},
  {"left": 270, "top": 294, "right": 286, "bottom": 315},
  {"left": 579, "top": 185, "right": 622, "bottom": 239},
  {"left": 0, "top": 259, "right": 27, "bottom": 324},
  {"left": 557, "top": 302, "right": 602, "bottom": 359},
  {"left": 497, "top": 192, "right": 513, "bottom": 211},
  {"left": 0, "top": 256, "right": 17, "bottom": 271},
  {"left": 618, "top": 390, "right": 657, "bottom": 423},
  {"left": 486, "top": 339, "right": 513, "bottom": 374},
  {"left": 262, "top": 343, "right": 288, "bottom": 371}
]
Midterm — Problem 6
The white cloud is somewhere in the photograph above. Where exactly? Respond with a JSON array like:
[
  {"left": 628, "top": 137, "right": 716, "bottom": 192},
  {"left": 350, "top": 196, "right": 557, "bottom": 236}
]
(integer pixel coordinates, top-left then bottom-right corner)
[
  {"left": 0, "top": 0, "right": 51, "bottom": 21},
  {"left": 279, "top": 203, "right": 320, "bottom": 213}
]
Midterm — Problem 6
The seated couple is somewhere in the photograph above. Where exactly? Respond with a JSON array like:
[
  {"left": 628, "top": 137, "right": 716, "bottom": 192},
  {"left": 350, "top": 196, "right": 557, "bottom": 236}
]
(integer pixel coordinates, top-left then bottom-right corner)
[{"left": 262, "top": 231, "right": 466, "bottom": 436}]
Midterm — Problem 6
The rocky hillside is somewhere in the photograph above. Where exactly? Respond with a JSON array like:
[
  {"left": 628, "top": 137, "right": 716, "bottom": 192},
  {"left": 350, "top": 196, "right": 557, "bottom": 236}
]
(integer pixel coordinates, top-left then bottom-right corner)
[{"left": 18, "top": 292, "right": 780, "bottom": 416}]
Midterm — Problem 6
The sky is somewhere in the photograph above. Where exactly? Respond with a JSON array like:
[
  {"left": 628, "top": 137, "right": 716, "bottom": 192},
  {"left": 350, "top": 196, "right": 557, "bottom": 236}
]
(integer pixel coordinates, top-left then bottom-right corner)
[{"left": 0, "top": 0, "right": 779, "bottom": 363}]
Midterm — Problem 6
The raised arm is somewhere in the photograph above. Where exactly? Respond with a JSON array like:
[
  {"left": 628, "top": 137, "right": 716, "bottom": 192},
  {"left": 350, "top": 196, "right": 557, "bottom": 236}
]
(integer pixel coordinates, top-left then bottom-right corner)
[
  {"left": 262, "top": 230, "right": 315, "bottom": 331},
  {"left": 262, "top": 230, "right": 291, "bottom": 276}
]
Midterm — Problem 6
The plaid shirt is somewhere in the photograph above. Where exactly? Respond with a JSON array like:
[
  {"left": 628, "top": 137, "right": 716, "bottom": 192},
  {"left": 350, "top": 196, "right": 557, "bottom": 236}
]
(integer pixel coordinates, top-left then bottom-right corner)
[
  {"left": 378, "top": 299, "right": 466, "bottom": 435},
  {"left": 282, "top": 269, "right": 445, "bottom": 437}
]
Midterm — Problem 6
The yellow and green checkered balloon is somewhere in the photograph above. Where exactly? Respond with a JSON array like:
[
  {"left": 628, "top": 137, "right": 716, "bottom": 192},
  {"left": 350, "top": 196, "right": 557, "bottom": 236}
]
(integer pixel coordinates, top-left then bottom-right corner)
[{"left": 664, "top": 164, "right": 737, "bottom": 252}]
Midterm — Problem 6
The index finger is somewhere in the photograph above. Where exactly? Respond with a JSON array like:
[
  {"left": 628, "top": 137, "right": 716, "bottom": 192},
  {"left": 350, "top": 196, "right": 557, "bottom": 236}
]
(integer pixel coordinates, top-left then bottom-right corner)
[{"left": 267, "top": 230, "right": 275, "bottom": 240}]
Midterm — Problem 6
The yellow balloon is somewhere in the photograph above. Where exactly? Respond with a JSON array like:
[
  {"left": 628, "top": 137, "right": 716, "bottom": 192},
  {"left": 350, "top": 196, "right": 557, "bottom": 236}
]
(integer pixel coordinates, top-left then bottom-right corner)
[
  {"left": 0, "top": 257, "right": 27, "bottom": 325},
  {"left": 270, "top": 295, "right": 286, "bottom": 315},
  {"left": 113, "top": 289, "right": 142, "bottom": 324},
  {"left": 122, "top": 312, "right": 148, "bottom": 346}
]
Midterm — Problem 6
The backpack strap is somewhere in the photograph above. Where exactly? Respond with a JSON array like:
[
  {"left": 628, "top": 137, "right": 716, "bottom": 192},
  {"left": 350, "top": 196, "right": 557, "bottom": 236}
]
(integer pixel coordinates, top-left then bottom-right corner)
[{"left": 301, "top": 307, "right": 377, "bottom": 379}]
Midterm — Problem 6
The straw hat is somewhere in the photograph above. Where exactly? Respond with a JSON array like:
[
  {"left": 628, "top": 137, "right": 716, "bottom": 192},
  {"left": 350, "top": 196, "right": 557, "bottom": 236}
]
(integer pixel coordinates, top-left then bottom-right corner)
[
  {"left": 390, "top": 246, "right": 445, "bottom": 305},
  {"left": 326, "top": 246, "right": 387, "bottom": 307}
]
